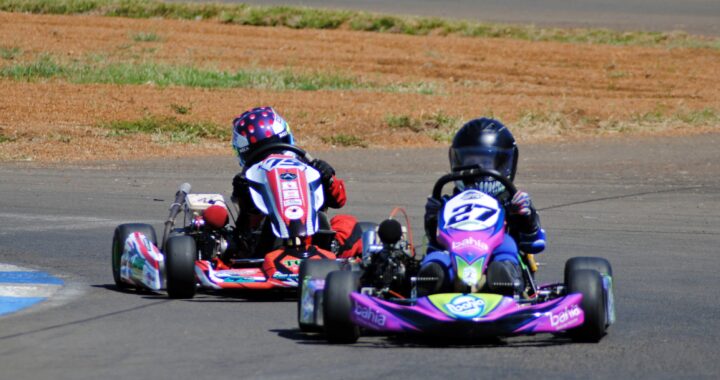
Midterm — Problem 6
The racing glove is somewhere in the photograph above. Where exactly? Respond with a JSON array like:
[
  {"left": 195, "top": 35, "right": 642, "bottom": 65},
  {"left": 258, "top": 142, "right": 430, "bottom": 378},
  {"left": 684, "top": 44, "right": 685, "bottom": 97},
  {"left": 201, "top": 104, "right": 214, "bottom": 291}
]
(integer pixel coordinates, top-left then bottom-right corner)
[
  {"left": 231, "top": 172, "right": 247, "bottom": 203},
  {"left": 517, "top": 228, "right": 546, "bottom": 254},
  {"left": 425, "top": 196, "right": 442, "bottom": 217},
  {"left": 510, "top": 191, "right": 533, "bottom": 216},
  {"left": 424, "top": 197, "right": 443, "bottom": 247},
  {"left": 311, "top": 159, "right": 335, "bottom": 186}
]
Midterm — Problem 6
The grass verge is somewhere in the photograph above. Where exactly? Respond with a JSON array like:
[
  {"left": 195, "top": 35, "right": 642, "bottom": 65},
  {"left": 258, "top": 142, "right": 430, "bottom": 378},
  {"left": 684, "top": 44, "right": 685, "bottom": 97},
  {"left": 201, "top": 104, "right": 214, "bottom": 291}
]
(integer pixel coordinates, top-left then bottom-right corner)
[
  {"left": 0, "top": 46, "right": 22, "bottom": 60},
  {"left": 99, "top": 115, "right": 226, "bottom": 143},
  {"left": 0, "top": 54, "right": 436, "bottom": 93},
  {"left": 386, "top": 111, "right": 461, "bottom": 142},
  {"left": 130, "top": 31, "right": 161, "bottom": 42},
  {"left": 320, "top": 134, "right": 368, "bottom": 148},
  {"left": 0, "top": 131, "right": 16, "bottom": 143},
  {"left": 386, "top": 107, "right": 719, "bottom": 142},
  {"left": 513, "top": 108, "right": 720, "bottom": 137},
  {"left": 1, "top": 0, "right": 717, "bottom": 49}
]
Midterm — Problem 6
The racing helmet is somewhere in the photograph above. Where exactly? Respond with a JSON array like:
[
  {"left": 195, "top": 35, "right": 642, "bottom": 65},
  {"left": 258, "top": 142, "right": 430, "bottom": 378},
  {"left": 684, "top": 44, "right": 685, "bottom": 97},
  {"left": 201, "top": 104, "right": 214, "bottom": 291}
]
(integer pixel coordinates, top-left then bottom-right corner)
[
  {"left": 449, "top": 118, "right": 518, "bottom": 195},
  {"left": 232, "top": 106, "right": 295, "bottom": 166}
]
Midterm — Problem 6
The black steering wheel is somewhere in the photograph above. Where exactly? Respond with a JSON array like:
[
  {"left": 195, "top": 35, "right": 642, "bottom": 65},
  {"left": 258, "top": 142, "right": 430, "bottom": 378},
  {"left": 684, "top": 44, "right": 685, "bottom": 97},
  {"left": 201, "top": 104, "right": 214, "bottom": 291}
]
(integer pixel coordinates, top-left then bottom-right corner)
[
  {"left": 431, "top": 166, "right": 517, "bottom": 201},
  {"left": 243, "top": 143, "right": 313, "bottom": 167}
]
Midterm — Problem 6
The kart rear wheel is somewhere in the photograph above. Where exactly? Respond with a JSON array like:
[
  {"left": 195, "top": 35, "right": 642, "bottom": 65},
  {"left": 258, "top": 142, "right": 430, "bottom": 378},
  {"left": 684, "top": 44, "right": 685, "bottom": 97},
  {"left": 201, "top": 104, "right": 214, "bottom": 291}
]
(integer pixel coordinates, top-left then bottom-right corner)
[
  {"left": 297, "top": 259, "right": 342, "bottom": 332},
  {"left": 566, "top": 269, "right": 606, "bottom": 342},
  {"left": 323, "top": 270, "right": 360, "bottom": 343},
  {"left": 165, "top": 235, "right": 197, "bottom": 299},
  {"left": 112, "top": 223, "right": 157, "bottom": 290}
]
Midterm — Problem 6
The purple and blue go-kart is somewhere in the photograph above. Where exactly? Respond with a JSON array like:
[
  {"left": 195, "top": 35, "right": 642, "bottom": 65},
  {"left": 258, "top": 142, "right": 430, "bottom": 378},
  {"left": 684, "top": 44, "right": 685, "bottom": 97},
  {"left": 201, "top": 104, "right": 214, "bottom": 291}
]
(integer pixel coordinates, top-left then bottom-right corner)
[{"left": 301, "top": 167, "right": 615, "bottom": 343}]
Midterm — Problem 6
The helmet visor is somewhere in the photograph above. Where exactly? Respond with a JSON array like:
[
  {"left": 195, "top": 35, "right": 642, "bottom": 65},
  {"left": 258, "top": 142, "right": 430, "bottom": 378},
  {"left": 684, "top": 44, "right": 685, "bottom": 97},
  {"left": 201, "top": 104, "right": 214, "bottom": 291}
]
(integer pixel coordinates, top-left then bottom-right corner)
[{"left": 451, "top": 146, "right": 515, "bottom": 179}]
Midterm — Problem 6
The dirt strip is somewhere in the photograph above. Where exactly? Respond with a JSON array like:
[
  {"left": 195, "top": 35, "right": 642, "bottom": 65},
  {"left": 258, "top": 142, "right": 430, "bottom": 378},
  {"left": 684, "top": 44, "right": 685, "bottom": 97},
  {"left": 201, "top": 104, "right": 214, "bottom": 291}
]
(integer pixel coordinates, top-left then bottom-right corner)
[{"left": 0, "top": 11, "right": 719, "bottom": 162}]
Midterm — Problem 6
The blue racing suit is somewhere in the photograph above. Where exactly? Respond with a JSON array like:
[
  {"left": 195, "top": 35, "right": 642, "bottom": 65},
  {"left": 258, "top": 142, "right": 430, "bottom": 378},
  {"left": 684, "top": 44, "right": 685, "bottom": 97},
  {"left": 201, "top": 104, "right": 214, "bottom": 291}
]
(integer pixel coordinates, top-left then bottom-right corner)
[{"left": 421, "top": 187, "right": 546, "bottom": 294}]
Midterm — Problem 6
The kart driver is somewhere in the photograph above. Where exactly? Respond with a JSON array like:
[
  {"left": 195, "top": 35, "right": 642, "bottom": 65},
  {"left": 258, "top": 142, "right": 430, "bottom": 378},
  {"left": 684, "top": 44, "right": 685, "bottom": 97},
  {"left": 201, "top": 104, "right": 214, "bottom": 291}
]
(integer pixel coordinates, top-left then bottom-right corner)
[
  {"left": 226, "top": 106, "right": 362, "bottom": 260},
  {"left": 420, "top": 117, "right": 546, "bottom": 296}
]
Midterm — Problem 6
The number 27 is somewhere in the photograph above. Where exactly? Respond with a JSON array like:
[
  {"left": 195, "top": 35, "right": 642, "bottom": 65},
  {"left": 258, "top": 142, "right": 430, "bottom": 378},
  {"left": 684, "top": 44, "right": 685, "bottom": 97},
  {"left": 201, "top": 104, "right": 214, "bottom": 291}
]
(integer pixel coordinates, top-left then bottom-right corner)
[{"left": 447, "top": 203, "right": 495, "bottom": 225}]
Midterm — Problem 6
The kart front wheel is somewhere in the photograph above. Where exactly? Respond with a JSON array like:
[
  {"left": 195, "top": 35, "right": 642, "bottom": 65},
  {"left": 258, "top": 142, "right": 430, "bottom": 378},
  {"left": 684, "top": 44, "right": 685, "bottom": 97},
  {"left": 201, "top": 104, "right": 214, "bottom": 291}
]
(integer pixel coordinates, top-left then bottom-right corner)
[
  {"left": 165, "top": 235, "right": 197, "bottom": 299},
  {"left": 567, "top": 269, "right": 606, "bottom": 342},
  {"left": 323, "top": 270, "right": 360, "bottom": 344},
  {"left": 416, "top": 262, "right": 447, "bottom": 297},
  {"left": 565, "top": 256, "right": 615, "bottom": 327},
  {"left": 112, "top": 223, "right": 157, "bottom": 290},
  {"left": 564, "top": 256, "right": 612, "bottom": 278},
  {"left": 297, "top": 259, "right": 342, "bottom": 332}
]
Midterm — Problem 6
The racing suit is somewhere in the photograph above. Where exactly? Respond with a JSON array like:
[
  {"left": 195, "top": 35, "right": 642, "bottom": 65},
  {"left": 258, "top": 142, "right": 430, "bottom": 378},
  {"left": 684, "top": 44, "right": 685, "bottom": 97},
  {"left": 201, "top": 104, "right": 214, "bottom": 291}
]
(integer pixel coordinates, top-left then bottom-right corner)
[
  {"left": 424, "top": 189, "right": 545, "bottom": 256},
  {"left": 230, "top": 153, "right": 361, "bottom": 259},
  {"left": 422, "top": 186, "right": 546, "bottom": 294}
]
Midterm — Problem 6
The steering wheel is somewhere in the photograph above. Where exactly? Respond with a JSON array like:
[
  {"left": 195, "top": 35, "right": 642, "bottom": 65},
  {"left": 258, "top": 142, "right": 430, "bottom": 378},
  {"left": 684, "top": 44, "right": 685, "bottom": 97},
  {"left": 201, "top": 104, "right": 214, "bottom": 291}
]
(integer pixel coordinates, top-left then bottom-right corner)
[
  {"left": 243, "top": 143, "right": 313, "bottom": 167},
  {"left": 431, "top": 166, "right": 517, "bottom": 201}
]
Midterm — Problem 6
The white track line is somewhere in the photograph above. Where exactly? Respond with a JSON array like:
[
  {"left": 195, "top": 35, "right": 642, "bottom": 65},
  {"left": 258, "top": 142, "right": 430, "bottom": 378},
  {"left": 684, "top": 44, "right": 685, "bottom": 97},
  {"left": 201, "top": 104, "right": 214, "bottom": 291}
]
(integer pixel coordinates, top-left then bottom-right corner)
[{"left": 0, "top": 212, "right": 156, "bottom": 234}]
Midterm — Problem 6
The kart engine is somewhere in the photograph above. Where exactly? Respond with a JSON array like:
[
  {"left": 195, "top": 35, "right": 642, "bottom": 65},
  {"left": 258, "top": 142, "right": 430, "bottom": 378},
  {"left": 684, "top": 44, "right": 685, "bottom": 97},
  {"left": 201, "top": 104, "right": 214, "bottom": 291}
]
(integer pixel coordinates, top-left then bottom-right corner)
[
  {"left": 361, "top": 219, "right": 418, "bottom": 296},
  {"left": 194, "top": 228, "right": 229, "bottom": 261},
  {"left": 184, "top": 198, "right": 230, "bottom": 261}
]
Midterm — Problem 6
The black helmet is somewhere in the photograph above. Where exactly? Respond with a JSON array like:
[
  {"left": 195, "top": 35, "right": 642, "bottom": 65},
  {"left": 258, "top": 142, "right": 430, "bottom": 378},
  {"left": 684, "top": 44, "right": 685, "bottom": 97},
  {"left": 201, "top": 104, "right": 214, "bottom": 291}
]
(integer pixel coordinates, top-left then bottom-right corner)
[{"left": 449, "top": 118, "right": 518, "bottom": 181}]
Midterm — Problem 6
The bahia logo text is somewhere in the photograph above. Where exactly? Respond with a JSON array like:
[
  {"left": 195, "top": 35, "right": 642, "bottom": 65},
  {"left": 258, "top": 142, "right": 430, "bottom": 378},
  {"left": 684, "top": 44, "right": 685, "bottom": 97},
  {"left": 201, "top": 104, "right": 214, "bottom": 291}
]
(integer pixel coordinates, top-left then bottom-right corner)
[
  {"left": 446, "top": 295, "right": 486, "bottom": 319},
  {"left": 550, "top": 304, "right": 582, "bottom": 328},
  {"left": 452, "top": 237, "right": 489, "bottom": 251},
  {"left": 354, "top": 304, "right": 387, "bottom": 327}
]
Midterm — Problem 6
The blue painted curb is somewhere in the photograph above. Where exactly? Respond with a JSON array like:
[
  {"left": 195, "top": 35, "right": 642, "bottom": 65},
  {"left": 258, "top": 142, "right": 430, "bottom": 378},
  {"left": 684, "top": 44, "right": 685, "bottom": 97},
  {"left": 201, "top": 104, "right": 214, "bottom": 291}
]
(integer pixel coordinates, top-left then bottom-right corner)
[
  {"left": 0, "top": 296, "right": 47, "bottom": 316},
  {"left": 0, "top": 266, "right": 64, "bottom": 317},
  {"left": 0, "top": 271, "right": 65, "bottom": 285}
]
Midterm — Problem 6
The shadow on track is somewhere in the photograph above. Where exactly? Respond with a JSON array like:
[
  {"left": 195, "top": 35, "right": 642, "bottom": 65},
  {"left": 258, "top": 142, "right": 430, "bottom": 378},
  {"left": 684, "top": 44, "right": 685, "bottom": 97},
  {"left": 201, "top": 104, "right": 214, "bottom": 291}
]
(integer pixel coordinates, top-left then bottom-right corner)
[{"left": 270, "top": 328, "right": 575, "bottom": 348}]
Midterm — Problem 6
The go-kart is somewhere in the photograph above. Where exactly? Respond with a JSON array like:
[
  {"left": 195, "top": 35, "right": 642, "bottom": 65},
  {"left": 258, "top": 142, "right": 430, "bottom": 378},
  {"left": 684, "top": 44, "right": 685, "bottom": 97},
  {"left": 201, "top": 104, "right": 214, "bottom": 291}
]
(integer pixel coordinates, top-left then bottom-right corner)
[
  {"left": 299, "top": 167, "right": 615, "bottom": 343},
  {"left": 111, "top": 144, "right": 338, "bottom": 298}
]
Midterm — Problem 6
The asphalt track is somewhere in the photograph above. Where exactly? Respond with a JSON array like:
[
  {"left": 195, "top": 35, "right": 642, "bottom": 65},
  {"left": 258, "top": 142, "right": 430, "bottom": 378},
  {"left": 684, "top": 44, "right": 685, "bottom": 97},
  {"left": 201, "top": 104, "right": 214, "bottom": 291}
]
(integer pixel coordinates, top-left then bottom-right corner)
[
  {"left": 212, "top": 0, "right": 720, "bottom": 36},
  {"left": 1, "top": 134, "right": 719, "bottom": 379}
]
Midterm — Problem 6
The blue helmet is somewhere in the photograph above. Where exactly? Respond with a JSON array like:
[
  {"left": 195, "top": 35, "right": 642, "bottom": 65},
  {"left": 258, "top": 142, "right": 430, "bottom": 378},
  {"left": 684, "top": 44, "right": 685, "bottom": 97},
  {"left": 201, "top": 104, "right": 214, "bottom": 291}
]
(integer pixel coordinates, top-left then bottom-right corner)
[
  {"left": 231, "top": 106, "right": 294, "bottom": 166},
  {"left": 450, "top": 118, "right": 518, "bottom": 195}
]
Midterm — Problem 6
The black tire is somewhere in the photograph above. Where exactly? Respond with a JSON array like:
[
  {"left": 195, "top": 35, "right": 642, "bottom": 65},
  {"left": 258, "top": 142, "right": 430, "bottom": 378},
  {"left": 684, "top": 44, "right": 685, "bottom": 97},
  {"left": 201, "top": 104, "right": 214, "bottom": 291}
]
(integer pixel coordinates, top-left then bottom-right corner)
[
  {"left": 297, "top": 259, "right": 342, "bottom": 332},
  {"left": 486, "top": 261, "right": 524, "bottom": 296},
  {"left": 416, "top": 262, "right": 447, "bottom": 297},
  {"left": 165, "top": 235, "right": 197, "bottom": 299},
  {"left": 566, "top": 269, "right": 606, "bottom": 342},
  {"left": 112, "top": 223, "right": 157, "bottom": 289},
  {"left": 564, "top": 257, "right": 612, "bottom": 279},
  {"left": 323, "top": 270, "right": 360, "bottom": 343}
]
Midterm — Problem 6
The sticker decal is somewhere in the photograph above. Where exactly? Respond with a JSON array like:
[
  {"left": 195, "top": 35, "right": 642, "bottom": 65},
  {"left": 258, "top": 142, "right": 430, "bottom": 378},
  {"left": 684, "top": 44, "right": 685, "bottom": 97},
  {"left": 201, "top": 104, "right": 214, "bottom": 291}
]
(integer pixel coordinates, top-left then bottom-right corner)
[
  {"left": 281, "top": 181, "right": 298, "bottom": 190},
  {"left": 280, "top": 172, "right": 297, "bottom": 181},
  {"left": 455, "top": 256, "right": 486, "bottom": 287},
  {"left": 461, "top": 266, "right": 479, "bottom": 285},
  {"left": 279, "top": 176, "right": 304, "bottom": 215},
  {"left": 283, "top": 190, "right": 300, "bottom": 199},
  {"left": 281, "top": 258, "right": 302, "bottom": 271},
  {"left": 443, "top": 190, "right": 501, "bottom": 231},
  {"left": 428, "top": 293, "right": 503, "bottom": 319},
  {"left": 445, "top": 294, "right": 486, "bottom": 319},
  {"left": 354, "top": 304, "right": 387, "bottom": 327},
  {"left": 451, "top": 236, "right": 489, "bottom": 252},
  {"left": 261, "top": 157, "right": 306, "bottom": 171},
  {"left": 283, "top": 199, "right": 302, "bottom": 207},
  {"left": 284, "top": 206, "right": 304, "bottom": 220},
  {"left": 549, "top": 304, "right": 582, "bottom": 328},
  {"left": 461, "top": 192, "right": 483, "bottom": 200}
]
